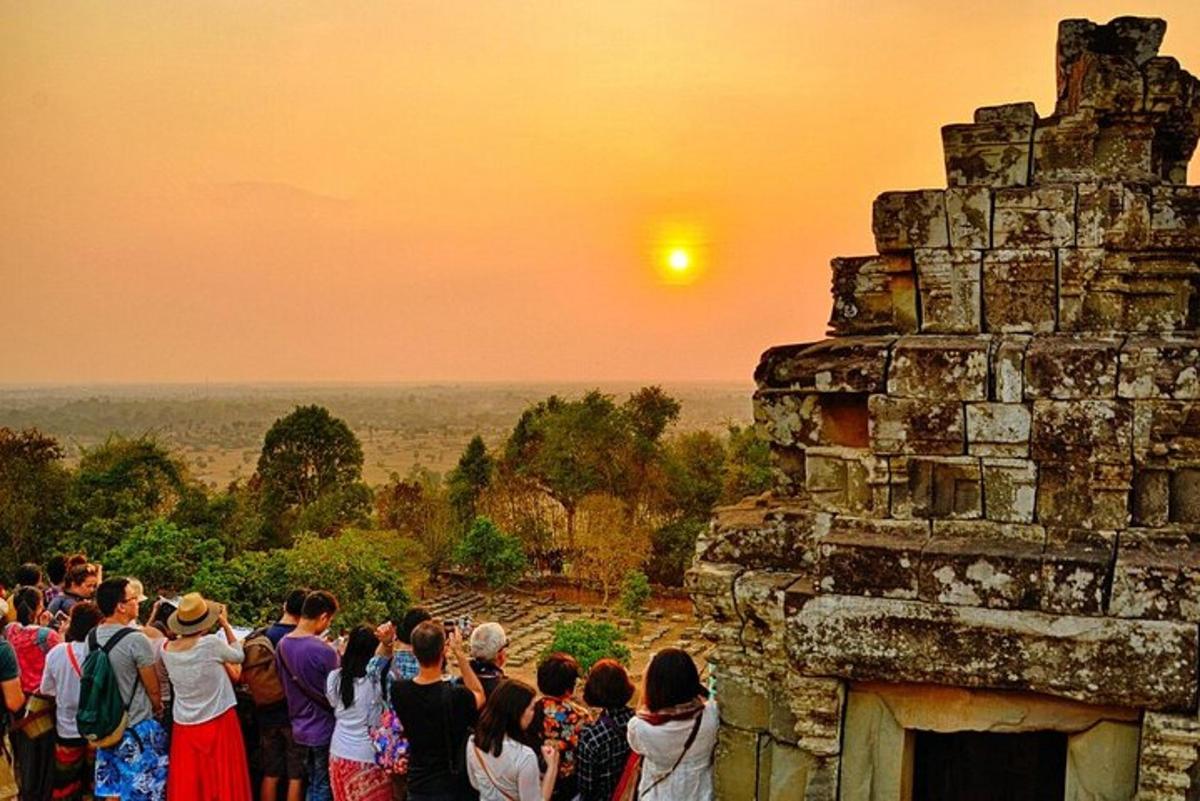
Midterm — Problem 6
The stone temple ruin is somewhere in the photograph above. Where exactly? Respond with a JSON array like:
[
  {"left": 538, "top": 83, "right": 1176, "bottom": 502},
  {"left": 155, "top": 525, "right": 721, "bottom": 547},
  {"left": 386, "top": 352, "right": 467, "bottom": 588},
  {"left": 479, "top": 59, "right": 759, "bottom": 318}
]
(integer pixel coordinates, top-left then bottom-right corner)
[{"left": 688, "top": 17, "right": 1200, "bottom": 801}]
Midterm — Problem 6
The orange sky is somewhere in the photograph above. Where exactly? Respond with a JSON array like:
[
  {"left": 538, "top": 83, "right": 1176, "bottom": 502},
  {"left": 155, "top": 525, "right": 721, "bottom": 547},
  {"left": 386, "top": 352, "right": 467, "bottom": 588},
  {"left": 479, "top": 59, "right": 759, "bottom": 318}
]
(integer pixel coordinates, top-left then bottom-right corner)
[{"left": 4, "top": 1, "right": 1200, "bottom": 384}]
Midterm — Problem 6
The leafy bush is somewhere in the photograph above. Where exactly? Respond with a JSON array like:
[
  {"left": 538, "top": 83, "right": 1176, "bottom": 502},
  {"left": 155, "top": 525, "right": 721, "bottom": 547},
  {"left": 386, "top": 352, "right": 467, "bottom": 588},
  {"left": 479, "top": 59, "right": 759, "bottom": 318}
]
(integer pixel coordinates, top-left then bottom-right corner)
[
  {"left": 102, "top": 518, "right": 226, "bottom": 597},
  {"left": 455, "top": 517, "right": 527, "bottom": 589},
  {"left": 543, "top": 620, "right": 630, "bottom": 674},
  {"left": 619, "top": 570, "right": 651, "bottom": 625}
]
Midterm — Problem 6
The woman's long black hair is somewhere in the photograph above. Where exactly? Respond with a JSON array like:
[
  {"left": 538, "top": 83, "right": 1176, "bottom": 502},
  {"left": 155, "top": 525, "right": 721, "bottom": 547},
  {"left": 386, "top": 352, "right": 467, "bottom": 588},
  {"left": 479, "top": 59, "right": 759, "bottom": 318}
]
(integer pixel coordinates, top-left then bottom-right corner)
[
  {"left": 338, "top": 625, "right": 379, "bottom": 709},
  {"left": 13, "top": 586, "right": 41, "bottom": 627},
  {"left": 475, "top": 679, "right": 537, "bottom": 758}
]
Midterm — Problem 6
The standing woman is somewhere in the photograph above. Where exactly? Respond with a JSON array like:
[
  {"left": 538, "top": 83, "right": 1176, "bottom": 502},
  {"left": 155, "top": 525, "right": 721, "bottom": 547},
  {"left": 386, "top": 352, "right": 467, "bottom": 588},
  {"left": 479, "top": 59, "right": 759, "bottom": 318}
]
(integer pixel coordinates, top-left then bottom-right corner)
[
  {"left": 325, "top": 626, "right": 392, "bottom": 801},
  {"left": 7, "top": 585, "right": 62, "bottom": 800},
  {"left": 626, "top": 648, "right": 718, "bottom": 801},
  {"left": 160, "top": 592, "right": 252, "bottom": 801},
  {"left": 39, "top": 602, "right": 102, "bottom": 801},
  {"left": 467, "top": 679, "right": 559, "bottom": 801},
  {"left": 575, "top": 660, "right": 636, "bottom": 801}
]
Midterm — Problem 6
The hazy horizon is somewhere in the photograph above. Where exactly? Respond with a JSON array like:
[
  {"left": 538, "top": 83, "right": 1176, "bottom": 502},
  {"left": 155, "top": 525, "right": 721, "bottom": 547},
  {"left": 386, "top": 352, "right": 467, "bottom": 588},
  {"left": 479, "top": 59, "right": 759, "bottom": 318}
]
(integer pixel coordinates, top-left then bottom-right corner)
[{"left": 5, "top": 1, "right": 1200, "bottom": 384}]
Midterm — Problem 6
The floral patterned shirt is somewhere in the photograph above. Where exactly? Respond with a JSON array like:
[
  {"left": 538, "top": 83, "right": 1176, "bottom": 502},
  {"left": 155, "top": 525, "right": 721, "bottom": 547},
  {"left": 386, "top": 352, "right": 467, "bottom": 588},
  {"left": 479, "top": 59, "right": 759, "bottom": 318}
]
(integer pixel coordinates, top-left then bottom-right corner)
[{"left": 537, "top": 695, "right": 593, "bottom": 778}]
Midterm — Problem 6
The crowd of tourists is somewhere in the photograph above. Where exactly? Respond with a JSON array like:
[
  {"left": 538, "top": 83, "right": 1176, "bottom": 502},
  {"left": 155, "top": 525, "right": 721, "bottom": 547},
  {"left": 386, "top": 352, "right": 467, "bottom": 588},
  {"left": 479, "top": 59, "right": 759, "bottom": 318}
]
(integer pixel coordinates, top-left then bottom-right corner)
[{"left": 0, "top": 555, "right": 718, "bottom": 801}]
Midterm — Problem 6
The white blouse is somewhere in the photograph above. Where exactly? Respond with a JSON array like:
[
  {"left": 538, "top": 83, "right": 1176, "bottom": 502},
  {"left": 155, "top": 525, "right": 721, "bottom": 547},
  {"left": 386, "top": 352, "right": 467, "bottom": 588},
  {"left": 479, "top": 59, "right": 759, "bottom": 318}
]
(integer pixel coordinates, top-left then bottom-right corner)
[
  {"left": 160, "top": 634, "right": 244, "bottom": 725},
  {"left": 627, "top": 701, "right": 719, "bottom": 801},
  {"left": 466, "top": 735, "right": 542, "bottom": 801}
]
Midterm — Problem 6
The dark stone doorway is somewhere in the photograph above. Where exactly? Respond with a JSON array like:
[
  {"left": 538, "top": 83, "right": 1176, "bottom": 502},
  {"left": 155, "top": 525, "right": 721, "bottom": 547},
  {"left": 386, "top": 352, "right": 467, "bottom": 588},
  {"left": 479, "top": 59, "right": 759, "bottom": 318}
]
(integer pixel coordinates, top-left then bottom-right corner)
[{"left": 911, "top": 730, "right": 1067, "bottom": 801}]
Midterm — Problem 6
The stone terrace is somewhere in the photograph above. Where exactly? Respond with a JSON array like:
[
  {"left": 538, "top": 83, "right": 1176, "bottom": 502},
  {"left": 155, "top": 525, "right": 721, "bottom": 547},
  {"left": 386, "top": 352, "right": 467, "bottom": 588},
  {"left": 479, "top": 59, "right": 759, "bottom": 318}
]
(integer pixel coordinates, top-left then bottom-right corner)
[{"left": 689, "top": 17, "right": 1200, "bottom": 801}]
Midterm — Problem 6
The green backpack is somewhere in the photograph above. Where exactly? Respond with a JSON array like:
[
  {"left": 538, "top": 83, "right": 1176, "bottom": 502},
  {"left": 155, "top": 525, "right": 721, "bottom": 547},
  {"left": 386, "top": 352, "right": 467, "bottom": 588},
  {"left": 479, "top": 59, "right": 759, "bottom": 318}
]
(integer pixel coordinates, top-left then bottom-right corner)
[{"left": 76, "top": 627, "right": 138, "bottom": 748}]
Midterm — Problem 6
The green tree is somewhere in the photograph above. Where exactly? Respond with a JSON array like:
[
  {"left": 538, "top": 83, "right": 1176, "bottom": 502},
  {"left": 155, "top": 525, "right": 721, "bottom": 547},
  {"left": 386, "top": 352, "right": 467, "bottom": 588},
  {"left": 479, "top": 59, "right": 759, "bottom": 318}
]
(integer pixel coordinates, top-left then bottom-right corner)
[
  {"left": 256, "top": 405, "right": 368, "bottom": 542},
  {"left": 376, "top": 468, "right": 459, "bottom": 577},
  {"left": 722, "top": 424, "right": 773, "bottom": 502},
  {"left": 447, "top": 436, "right": 493, "bottom": 529},
  {"left": 573, "top": 494, "right": 650, "bottom": 604},
  {"left": 619, "top": 570, "right": 651, "bottom": 629},
  {"left": 543, "top": 620, "right": 630, "bottom": 673},
  {"left": 66, "top": 435, "right": 191, "bottom": 555},
  {"left": 102, "top": 518, "right": 226, "bottom": 597},
  {"left": 646, "top": 518, "right": 707, "bottom": 586},
  {"left": 455, "top": 517, "right": 527, "bottom": 590},
  {"left": 664, "top": 431, "right": 727, "bottom": 519},
  {"left": 0, "top": 428, "right": 70, "bottom": 575}
]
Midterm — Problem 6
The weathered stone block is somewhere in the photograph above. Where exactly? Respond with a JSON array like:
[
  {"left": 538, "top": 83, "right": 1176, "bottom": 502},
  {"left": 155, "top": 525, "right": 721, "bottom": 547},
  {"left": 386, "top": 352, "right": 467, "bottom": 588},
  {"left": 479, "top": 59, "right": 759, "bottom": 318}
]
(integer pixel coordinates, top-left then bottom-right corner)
[
  {"left": 992, "top": 186, "right": 1076, "bottom": 248},
  {"left": 1032, "top": 110, "right": 1100, "bottom": 183},
  {"left": 1056, "top": 17, "right": 1164, "bottom": 112},
  {"left": 918, "top": 536, "right": 1044, "bottom": 610},
  {"left": 1132, "top": 400, "right": 1200, "bottom": 464},
  {"left": 945, "top": 187, "right": 992, "bottom": 249},
  {"left": 990, "top": 335, "right": 1029, "bottom": 402},
  {"left": 867, "top": 395, "right": 964, "bottom": 455},
  {"left": 1036, "top": 460, "right": 1131, "bottom": 530},
  {"left": 1109, "top": 537, "right": 1200, "bottom": 621},
  {"left": 982, "top": 458, "right": 1038, "bottom": 523},
  {"left": 787, "top": 594, "right": 1198, "bottom": 710},
  {"left": 1136, "top": 711, "right": 1200, "bottom": 801},
  {"left": 966, "top": 403, "right": 1031, "bottom": 457},
  {"left": 887, "top": 335, "right": 989, "bottom": 400},
  {"left": 982, "top": 249, "right": 1058, "bottom": 333},
  {"left": 713, "top": 726, "right": 759, "bottom": 801},
  {"left": 700, "top": 496, "right": 820, "bottom": 571},
  {"left": 1061, "top": 251, "right": 1197, "bottom": 332},
  {"left": 941, "top": 104, "right": 1034, "bottom": 187},
  {"left": 1076, "top": 182, "right": 1150, "bottom": 249},
  {"left": 1040, "top": 535, "right": 1114, "bottom": 616},
  {"left": 829, "top": 255, "right": 917, "bottom": 335},
  {"left": 715, "top": 666, "right": 771, "bottom": 730},
  {"left": 1030, "top": 399, "right": 1132, "bottom": 460},
  {"left": 905, "top": 456, "right": 983, "bottom": 519},
  {"left": 1059, "top": 53, "right": 1145, "bottom": 116},
  {"left": 872, "top": 190, "right": 949, "bottom": 252},
  {"left": 761, "top": 740, "right": 819, "bottom": 801},
  {"left": 1132, "top": 468, "right": 1171, "bottom": 527},
  {"left": 1118, "top": 336, "right": 1200, "bottom": 399},
  {"left": 735, "top": 570, "right": 801, "bottom": 659},
  {"left": 686, "top": 561, "right": 742, "bottom": 643},
  {"left": 1023, "top": 335, "right": 1120, "bottom": 399},
  {"left": 1093, "top": 114, "right": 1156, "bottom": 180},
  {"left": 816, "top": 518, "right": 929, "bottom": 599},
  {"left": 756, "top": 338, "right": 891, "bottom": 393},
  {"left": 804, "top": 447, "right": 889, "bottom": 516},
  {"left": 754, "top": 390, "right": 870, "bottom": 449},
  {"left": 772, "top": 673, "right": 844, "bottom": 755},
  {"left": 1149, "top": 186, "right": 1200, "bottom": 249},
  {"left": 914, "top": 248, "right": 981, "bottom": 333}
]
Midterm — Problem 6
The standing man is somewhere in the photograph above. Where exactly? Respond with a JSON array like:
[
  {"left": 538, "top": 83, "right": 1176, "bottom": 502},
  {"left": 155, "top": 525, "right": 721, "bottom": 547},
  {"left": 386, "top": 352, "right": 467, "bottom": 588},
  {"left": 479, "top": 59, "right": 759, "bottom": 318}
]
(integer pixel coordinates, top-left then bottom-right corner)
[
  {"left": 466, "top": 622, "right": 508, "bottom": 699},
  {"left": 392, "top": 621, "right": 486, "bottom": 801},
  {"left": 48, "top": 564, "right": 99, "bottom": 618},
  {"left": 276, "top": 591, "right": 339, "bottom": 801},
  {"left": 253, "top": 587, "right": 309, "bottom": 801},
  {"left": 92, "top": 577, "right": 167, "bottom": 801}
]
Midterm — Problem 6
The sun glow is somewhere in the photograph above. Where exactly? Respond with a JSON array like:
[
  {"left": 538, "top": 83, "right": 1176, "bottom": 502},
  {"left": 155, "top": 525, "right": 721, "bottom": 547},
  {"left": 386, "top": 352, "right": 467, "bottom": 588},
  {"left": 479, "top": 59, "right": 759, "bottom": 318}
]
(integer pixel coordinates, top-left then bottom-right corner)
[
  {"left": 653, "top": 225, "right": 707, "bottom": 285},
  {"left": 668, "top": 248, "right": 691, "bottom": 271}
]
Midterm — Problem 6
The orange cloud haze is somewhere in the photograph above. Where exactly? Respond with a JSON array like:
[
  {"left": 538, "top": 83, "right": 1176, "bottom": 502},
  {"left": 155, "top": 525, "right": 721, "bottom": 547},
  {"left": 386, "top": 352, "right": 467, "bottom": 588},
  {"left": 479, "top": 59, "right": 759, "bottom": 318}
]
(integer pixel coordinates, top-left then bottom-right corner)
[{"left": 4, "top": 1, "right": 1200, "bottom": 383}]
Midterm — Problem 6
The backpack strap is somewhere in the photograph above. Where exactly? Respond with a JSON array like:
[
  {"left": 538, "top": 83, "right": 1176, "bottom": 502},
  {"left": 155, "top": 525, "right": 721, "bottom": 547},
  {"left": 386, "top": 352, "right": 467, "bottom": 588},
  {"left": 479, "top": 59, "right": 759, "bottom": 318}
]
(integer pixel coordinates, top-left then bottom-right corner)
[
  {"left": 641, "top": 711, "right": 705, "bottom": 796},
  {"left": 66, "top": 644, "right": 83, "bottom": 679},
  {"left": 91, "top": 627, "right": 143, "bottom": 712},
  {"left": 471, "top": 743, "right": 519, "bottom": 801},
  {"left": 277, "top": 639, "right": 333, "bottom": 712}
]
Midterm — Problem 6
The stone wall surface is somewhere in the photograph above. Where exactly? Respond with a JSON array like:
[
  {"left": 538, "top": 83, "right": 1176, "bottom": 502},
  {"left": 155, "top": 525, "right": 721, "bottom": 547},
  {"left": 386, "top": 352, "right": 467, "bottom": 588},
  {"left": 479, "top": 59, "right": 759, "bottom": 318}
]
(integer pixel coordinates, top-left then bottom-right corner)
[{"left": 694, "top": 16, "right": 1200, "bottom": 800}]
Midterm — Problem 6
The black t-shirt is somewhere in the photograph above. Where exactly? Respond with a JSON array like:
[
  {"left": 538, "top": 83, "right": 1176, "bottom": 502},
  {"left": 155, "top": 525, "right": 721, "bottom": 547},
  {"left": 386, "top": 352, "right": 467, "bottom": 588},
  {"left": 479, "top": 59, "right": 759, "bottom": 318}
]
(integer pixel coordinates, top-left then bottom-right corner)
[{"left": 392, "top": 678, "right": 479, "bottom": 797}]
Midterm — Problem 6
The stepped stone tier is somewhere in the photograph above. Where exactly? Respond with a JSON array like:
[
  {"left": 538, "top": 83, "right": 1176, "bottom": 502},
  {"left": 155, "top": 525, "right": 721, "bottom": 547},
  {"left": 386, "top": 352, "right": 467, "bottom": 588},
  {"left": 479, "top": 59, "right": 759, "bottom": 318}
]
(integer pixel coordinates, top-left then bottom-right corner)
[{"left": 688, "top": 17, "right": 1200, "bottom": 801}]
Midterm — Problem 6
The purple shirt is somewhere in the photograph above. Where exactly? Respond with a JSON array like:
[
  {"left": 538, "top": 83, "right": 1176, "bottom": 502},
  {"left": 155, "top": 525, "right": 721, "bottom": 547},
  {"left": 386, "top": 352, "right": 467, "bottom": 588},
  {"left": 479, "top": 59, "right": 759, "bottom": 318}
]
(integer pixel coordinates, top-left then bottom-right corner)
[{"left": 276, "top": 634, "right": 339, "bottom": 747}]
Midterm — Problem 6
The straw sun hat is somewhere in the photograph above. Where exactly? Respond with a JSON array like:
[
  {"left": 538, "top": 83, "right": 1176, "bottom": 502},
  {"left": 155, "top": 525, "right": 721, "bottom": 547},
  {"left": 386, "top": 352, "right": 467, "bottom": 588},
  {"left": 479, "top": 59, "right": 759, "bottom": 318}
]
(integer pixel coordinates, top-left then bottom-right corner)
[{"left": 168, "top": 592, "right": 224, "bottom": 636}]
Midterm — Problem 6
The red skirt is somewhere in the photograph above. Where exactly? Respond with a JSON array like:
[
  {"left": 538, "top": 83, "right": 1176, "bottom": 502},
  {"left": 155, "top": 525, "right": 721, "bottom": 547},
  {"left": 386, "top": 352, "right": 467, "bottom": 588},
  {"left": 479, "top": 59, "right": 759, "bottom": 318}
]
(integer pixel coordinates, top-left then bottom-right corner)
[
  {"left": 330, "top": 756, "right": 391, "bottom": 801},
  {"left": 166, "top": 707, "right": 252, "bottom": 801}
]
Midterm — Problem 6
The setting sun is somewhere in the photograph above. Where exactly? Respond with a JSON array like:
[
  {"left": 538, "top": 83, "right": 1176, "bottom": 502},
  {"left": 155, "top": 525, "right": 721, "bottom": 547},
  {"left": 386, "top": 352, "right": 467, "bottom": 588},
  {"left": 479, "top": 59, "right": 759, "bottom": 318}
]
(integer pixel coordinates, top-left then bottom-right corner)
[{"left": 668, "top": 248, "right": 691, "bottom": 271}]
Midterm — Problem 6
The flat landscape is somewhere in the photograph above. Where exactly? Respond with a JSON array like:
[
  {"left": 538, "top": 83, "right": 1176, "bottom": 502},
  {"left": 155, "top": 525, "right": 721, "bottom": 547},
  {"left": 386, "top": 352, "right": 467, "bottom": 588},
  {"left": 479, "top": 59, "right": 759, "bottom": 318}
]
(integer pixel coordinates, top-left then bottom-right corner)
[{"left": 0, "top": 382, "right": 755, "bottom": 486}]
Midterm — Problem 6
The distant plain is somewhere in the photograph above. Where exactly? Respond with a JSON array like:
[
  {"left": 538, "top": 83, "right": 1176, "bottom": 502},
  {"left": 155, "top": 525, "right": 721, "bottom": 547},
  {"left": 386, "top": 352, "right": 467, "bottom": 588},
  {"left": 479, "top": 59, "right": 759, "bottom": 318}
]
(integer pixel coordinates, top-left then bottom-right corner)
[{"left": 0, "top": 382, "right": 754, "bottom": 486}]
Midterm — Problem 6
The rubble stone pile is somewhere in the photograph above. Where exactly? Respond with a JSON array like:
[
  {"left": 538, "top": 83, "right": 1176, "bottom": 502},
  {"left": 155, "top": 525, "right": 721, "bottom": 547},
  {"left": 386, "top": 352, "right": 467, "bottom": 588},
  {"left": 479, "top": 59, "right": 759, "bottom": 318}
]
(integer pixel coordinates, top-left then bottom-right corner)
[{"left": 689, "top": 17, "right": 1200, "bottom": 800}]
